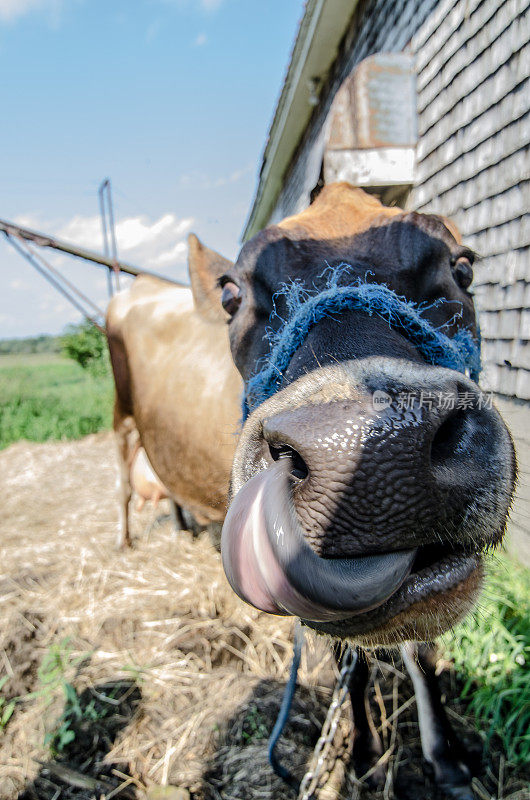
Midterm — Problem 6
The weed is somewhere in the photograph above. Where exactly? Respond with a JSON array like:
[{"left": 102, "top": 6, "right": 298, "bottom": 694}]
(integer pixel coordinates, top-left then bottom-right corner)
[
  {"left": 443, "top": 553, "right": 530, "bottom": 764},
  {"left": 37, "top": 638, "right": 86, "bottom": 693},
  {"left": 0, "top": 676, "right": 16, "bottom": 729},
  {"left": 121, "top": 662, "right": 148, "bottom": 685},
  {"left": 0, "top": 639, "right": 87, "bottom": 733},
  {"left": 242, "top": 703, "right": 269, "bottom": 742},
  {"left": 45, "top": 682, "right": 109, "bottom": 755}
]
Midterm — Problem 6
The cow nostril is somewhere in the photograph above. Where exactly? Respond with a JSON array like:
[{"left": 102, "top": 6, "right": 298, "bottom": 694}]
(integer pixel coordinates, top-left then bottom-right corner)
[
  {"left": 430, "top": 409, "right": 469, "bottom": 464},
  {"left": 268, "top": 443, "right": 309, "bottom": 481}
]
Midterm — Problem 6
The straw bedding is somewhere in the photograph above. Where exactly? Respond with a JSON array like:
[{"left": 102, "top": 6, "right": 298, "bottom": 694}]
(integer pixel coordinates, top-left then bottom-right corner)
[
  {"left": 0, "top": 433, "right": 526, "bottom": 800},
  {"left": 0, "top": 433, "right": 337, "bottom": 799}
]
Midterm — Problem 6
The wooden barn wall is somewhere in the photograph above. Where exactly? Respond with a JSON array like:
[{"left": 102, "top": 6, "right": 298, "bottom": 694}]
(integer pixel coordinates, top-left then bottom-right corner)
[
  {"left": 270, "top": 0, "right": 530, "bottom": 401},
  {"left": 409, "top": 0, "right": 529, "bottom": 400}
]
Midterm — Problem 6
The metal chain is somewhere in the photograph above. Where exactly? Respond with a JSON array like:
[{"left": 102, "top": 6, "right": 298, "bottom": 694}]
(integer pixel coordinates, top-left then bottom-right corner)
[{"left": 298, "top": 647, "right": 358, "bottom": 800}]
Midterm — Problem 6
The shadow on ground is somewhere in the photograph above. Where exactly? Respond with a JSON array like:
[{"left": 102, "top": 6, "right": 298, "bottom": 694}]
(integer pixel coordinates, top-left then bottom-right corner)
[
  {"left": 18, "top": 680, "right": 141, "bottom": 800},
  {"left": 198, "top": 678, "right": 329, "bottom": 800},
  {"left": 195, "top": 662, "right": 530, "bottom": 800}
]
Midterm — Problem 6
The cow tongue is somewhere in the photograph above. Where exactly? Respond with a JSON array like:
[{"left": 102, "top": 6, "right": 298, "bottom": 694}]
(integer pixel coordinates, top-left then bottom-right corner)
[{"left": 221, "top": 460, "right": 417, "bottom": 622}]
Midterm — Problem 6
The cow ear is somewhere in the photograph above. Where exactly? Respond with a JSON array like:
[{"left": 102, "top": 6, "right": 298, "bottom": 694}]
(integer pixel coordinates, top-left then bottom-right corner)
[
  {"left": 441, "top": 216, "right": 462, "bottom": 244},
  {"left": 428, "top": 213, "right": 462, "bottom": 244},
  {"left": 187, "top": 233, "right": 234, "bottom": 322}
]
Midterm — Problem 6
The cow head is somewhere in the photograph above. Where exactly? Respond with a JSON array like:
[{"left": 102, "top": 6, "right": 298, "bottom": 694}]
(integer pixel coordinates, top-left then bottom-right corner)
[{"left": 203, "top": 184, "right": 516, "bottom": 646}]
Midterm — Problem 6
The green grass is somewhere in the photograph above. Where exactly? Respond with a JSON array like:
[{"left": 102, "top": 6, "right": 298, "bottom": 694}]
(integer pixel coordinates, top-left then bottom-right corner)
[
  {"left": 0, "top": 353, "right": 113, "bottom": 449},
  {"left": 443, "top": 553, "right": 530, "bottom": 765},
  {"left": 0, "top": 352, "right": 65, "bottom": 367}
]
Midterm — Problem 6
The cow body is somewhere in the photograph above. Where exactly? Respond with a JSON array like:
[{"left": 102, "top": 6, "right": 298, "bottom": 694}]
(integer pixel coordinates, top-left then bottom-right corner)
[{"left": 106, "top": 252, "right": 242, "bottom": 546}]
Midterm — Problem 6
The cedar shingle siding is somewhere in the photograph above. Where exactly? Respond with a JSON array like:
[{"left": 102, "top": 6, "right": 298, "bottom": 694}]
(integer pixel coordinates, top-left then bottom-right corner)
[
  {"left": 410, "top": 0, "right": 529, "bottom": 400},
  {"left": 269, "top": 0, "right": 530, "bottom": 400}
]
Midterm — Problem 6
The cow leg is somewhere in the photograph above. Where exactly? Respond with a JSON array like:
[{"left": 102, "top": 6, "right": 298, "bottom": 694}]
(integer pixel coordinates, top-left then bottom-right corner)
[
  {"left": 179, "top": 507, "right": 208, "bottom": 537},
  {"left": 113, "top": 406, "right": 135, "bottom": 548},
  {"left": 333, "top": 645, "right": 384, "bottom": 786},
  {"left": 169, "top": 499, "right": 187, "bottom": 531},
  {"left": 401, "top": 642, "right": 473, "bottom": 800}
]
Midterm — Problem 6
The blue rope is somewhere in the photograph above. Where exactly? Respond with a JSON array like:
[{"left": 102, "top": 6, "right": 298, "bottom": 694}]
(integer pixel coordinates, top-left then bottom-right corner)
[
  {"left": 243, "top": 264, "right": 481, "bottom": 419},
  {"left": 268, "top": 623, "right": 305, "bottom": 792}
]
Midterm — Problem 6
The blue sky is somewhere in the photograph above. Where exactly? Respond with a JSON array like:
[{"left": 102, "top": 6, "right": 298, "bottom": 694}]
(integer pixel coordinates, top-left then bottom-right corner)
[{"left": 0, "top": 0, "right": 303, "bottom": 337}]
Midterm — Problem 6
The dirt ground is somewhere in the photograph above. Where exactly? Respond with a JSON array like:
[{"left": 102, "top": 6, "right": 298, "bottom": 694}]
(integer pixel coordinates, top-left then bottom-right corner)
[{"left": 0, "top": 434, "right": 528, "bottom": 800}]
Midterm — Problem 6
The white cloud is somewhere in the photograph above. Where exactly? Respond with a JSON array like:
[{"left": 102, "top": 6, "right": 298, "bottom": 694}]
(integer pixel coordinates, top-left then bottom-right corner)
[
  {"left": 0, "top": 311, "right": 16, "bottom": 327},
  {"left": 2, "top": 206, "right": 199, "bottom": 336},
  {"left": 194, "top": 32, "right": 207, "bottom": 46},
  {"left": 145, "top": 19, "right": 160, "bottom": 44},
  {"left": 0, "top": 0, "right": 41, "bottom": 21},
  {"left": 15, "top": 211, "right": 195, "bottom": 276},
  {"left": 9, "top": 278, "right": 30, "bottom": 290},
  {"left": 178, "top": 163, "right": 252, "bottom": 190},
  {"left": 0, "top": 0, "right": 61, "bottom": 22},
  {"left": 10, "top": 208, "right": 194, "bottom": 308},
  {"left": 159, "top": 0, "right": 225, "bottom": 13},
  {"left": 200, "top": 0, "right": 223, "bottom": 9},
  {"left": 213, "top": 166, "right": 252, "bottom": 188}
]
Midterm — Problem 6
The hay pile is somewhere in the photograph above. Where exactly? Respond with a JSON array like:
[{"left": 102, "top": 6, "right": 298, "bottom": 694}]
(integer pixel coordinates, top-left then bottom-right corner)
[
  {"left": 0, "top": 433, "right": 336, "bottom": 799},
  {"left": 1, "top": 434, "right": 527, "bottom": 800}
]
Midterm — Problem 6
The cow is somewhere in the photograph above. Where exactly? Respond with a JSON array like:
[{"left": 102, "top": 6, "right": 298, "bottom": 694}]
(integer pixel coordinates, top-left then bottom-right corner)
[
  {"left": 106, "top": 235, "right": 243, "bottom": 547},
  {"left": 196, "top": 183, "right": 516, "bottom": 797}
]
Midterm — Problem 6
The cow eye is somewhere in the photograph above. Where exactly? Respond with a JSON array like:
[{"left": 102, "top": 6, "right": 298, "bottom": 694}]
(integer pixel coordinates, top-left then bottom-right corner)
[
  {"left": 221, "top": 281, "right": 242, "bottom": 316},
  {"left": 453, "top": 256, "right": 473, "bottom": 290}
]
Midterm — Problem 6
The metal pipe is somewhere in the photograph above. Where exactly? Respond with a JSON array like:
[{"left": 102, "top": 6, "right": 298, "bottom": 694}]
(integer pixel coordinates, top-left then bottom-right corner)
[
  {"left": 5, "top": 233, "right": 106, "bottom": 333},
  {"left": 0, "top": 216, "right": 189, "bottom": 287},
  {"left": 98, "top": 181, "right": 115, "bottom": 298},
  {"left": 25, "top": 240, "right": 105, "bottom": 318},
  {"left": 99, "top": 178, "right": 121, "bottom": 293}
]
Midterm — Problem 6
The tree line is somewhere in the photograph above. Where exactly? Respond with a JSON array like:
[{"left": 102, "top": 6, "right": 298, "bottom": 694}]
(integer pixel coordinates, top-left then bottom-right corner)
[
  {"left": 0, "top": 323, "right": 110, "bottom": 376},
  {"left": 0, "top": 334, "right": 62, "bottom": 355}
]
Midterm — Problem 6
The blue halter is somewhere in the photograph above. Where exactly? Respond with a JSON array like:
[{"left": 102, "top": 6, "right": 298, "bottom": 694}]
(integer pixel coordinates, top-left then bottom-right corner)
[{"left": 242, "top": 264, "right": 481, "bottom": 419}]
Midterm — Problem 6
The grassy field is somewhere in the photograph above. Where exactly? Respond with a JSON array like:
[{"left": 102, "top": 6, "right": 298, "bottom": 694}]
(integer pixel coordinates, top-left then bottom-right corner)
[{"left": 0, "top": 353, "right": 114, "bottom": 450}]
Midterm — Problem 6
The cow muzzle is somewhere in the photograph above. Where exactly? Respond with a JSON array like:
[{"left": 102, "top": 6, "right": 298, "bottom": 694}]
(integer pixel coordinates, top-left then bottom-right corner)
[
  {"left": 221, "top": 458, "right": 416, "bottom": 620},
  {"left": 221, "top": 358, "right": 515, "bottom": 637}
]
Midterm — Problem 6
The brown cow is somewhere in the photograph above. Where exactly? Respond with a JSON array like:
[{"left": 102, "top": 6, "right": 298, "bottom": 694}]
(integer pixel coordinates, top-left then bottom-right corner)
[
  {"left": 106, "top": 235, "right": 242, "bottom": 547},
  {"left": 195, "top": 184, "right": 516, "bottom": 797}
]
